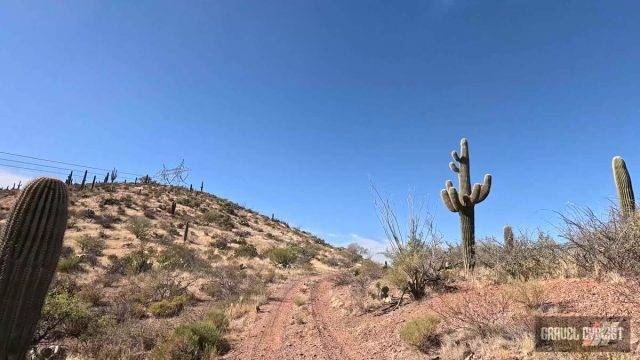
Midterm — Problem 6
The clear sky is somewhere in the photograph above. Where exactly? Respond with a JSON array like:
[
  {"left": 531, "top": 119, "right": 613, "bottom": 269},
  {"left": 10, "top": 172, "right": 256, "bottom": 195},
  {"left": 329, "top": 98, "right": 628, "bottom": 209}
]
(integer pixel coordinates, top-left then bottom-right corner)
[{"left": 1, "top": 1, "right": 639, "bottom": 256}]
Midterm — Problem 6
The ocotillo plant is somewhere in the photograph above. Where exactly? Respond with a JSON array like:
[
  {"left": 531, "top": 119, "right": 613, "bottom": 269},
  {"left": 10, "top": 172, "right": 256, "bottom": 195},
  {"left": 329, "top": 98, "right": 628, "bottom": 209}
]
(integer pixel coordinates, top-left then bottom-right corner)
[
  {"left": 170, "top": 201, "right": 177, "bottom": 215},
  {"left": 183, "top": 222, "right": 190, "bottom": 242},
  {"left": 504, "top": 225, "right": 514, "bottom": 252},
  {"left": 0, "top": 178, "right": 68, "bottom": 359},
  {"left": 16, "top": 181, "right": 21, "bottom": 190},
  {"left": 612, "top": 156, "right": 635, "bottom": 216},
  {"left": 440, "top": 138, "right": 492, "bottom": 273},
  {"left": 80, "top": 170, "right": 88, "bottom": 190},
  {"left": 110, "top": 168, "right": 118, "bottom": 183}
]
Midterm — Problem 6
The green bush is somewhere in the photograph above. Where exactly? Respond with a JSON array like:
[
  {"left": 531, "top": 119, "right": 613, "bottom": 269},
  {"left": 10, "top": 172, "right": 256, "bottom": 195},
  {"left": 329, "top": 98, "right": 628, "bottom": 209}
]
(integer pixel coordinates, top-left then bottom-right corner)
[
  {"left": 121, "top": 247, "right": 153, "bottom": 274},
  {"left": 38, "top": 290, "right": 93, "bottom": 339},
  {"left": 76, "top": 234, "right": 106, "bottom": 257},
  {"left": 157, "top": 243, "right": 210, "bottom": 272},
  {"left": 149, "top": 295, "right": 188, "bottom": 318},
  {"left": 202, "top": 210, "right": 235, "bottom": 231},
  {"left": 234, "top": 244, "right": 258, "bottom": 258},
  {"left": 205, "top": 307, "right": 229, "bottom": 333},
  {"left": 58, "top": 255, "right": 83, "bottom": 273},
  {"left": 127, "top": 216, "right": 153, "bottom": 241},
  {"left": 267, "top": 246, "right": 299, "bottom": 267},
  {"left": 152, "top": 321, "right": 229, "bottom": 359},
  {"left": 399, "top": 314, "right": 441, "bottom": 353}
]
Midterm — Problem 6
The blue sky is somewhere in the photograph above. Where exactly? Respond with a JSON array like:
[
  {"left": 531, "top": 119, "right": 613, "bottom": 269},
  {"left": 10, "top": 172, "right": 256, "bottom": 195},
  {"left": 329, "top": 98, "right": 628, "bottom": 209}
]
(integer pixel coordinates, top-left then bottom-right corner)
[{"left": 1, "top": 1, "right": 639, "bottom": 256}]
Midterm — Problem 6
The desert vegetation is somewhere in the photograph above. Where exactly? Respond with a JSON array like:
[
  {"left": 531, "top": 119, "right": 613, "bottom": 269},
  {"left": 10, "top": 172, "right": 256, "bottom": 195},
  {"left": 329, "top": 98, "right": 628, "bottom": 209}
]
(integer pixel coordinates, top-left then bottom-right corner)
[
  {"left": 0, "top": 176, "right": 352, "bottom": 359},
  {"left": 1, "top": 139, "right": 638, "bottom": 359},
  {"left": 323, "top": 139, "right": 640, "bottom": 358}
]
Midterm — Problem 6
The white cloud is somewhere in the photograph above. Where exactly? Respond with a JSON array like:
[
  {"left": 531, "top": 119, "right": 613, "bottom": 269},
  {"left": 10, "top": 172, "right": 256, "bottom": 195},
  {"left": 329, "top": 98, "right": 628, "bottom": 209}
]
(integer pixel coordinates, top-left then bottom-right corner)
[
  {"left": 329, "top": 233, "right": 389, "bottom": 263},
  {"left": 0, "top": 170, "right": 32, "bottom": 189}
]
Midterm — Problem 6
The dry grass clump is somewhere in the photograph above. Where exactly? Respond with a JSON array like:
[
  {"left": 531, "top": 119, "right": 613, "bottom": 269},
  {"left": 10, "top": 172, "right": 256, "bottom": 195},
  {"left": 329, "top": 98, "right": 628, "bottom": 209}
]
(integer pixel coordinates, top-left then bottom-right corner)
[
  {"left": 149, "top": 295, "right": 189, "bottom": 318},
  {"left": 399, "top": 314, "right": 441, "bottom": 353},
  {"left": 503, "top": 280, "right": 547, "bottom": 311}
]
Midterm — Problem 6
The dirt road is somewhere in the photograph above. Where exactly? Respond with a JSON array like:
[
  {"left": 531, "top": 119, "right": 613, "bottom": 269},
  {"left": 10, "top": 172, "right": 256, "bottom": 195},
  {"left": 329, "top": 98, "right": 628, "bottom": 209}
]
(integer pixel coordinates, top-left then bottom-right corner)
[{"left": 224, "top": 275, "right": 366, "bottom": 360}]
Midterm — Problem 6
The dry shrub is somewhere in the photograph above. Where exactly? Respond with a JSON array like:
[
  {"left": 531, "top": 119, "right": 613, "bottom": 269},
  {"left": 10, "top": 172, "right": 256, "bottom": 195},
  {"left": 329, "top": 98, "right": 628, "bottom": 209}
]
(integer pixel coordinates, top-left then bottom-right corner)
[
  {"left": 127, "top": 216, "right": 153, "bottom": 241},
  {"left": 111, "top": 272, "right": 191, "bottom": 321},
  {"left": 503, "top": 280, "right": 547, "bottom": 310},
  {"left": 558, "top": 206, "right": 640, "bottom": 308},
  {"left": 69, "top": 322, "right": 163, "bottom": 360},
  {"left": 76, "top": 234, "right": 106, "bottom": 257},
  {"left": 432, "top": 288, "right": 527, "bottom": 340},
  {"left": 200, "top": 265, "right": 266, "bottom": 303},
  {"left": 476, "top": 231, "right": 568, "bottom": 282},
  {"left": 156, "top": 243, "right": 211, "bottom": 272},
  {"left": 374, "top": 189, "right": 454, "bottom": 300}
]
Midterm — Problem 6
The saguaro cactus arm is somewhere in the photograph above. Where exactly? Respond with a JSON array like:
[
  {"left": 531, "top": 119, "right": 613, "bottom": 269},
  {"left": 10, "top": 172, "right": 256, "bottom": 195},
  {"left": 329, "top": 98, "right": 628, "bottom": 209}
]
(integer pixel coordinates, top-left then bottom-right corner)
[{"left": 0, "top": 177, "right": 69, "bottom": 359}]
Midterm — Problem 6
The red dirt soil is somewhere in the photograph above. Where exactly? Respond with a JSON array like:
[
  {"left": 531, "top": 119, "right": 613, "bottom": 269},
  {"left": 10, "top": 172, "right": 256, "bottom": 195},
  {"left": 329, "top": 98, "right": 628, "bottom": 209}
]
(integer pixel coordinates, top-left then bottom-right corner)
[{"left": 224, "top": 276, "right": 640, "bottom": 359}]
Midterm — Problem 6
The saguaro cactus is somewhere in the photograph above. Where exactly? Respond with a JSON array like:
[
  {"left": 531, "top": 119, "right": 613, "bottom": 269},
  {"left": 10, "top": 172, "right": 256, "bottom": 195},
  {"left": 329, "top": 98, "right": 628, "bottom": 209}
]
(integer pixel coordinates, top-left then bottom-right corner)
[
  {"left": 200, "top": 181, "right": 204, "bottom": 192},
  {"left": 80, "top": 170, "right": 88, "bottom": 190},
  {"left": 0, "top": 178, "right": 69, "bottom": 359},
  {"left": 170, "top": 201, "right": 177, "bottom": 215},
  {"left": 183, "top": 222, "right": 190, "bottom": 242},
  {"left": 503, "top": 225, "right": 514, "bottom": 252},
  {"left": 65, "top": 171, "right": 73, "bottom": 186},
  {"left": 91, "top": 175, "right": 96, "bottom": 189},
  {"left": 612, "top": 156, "right": 635, "bottom": 216},
  {"left": 440, "top": 138, "right": 492, "bottom": 273}
]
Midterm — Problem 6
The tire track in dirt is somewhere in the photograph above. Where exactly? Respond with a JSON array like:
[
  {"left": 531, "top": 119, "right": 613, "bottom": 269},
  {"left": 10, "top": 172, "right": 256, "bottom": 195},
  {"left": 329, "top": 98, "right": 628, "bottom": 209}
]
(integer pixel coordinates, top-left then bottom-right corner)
[
  {"left": 226, "top": 275, "right": 364, "bottom": 360},
  {"left": 309, "top": 277, "right": 362, "bottom": 360},
  {"left": 225, "top": 278, "right": 304, "bottom": 360}
]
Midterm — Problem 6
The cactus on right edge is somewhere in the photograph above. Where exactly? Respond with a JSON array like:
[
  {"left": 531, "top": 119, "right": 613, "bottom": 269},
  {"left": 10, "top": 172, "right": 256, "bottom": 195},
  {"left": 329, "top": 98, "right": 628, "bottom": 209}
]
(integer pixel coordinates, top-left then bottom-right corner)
[
  {"left": 0, "top": 178, "right": 69, "bottom": 359},
  {"left": 612, "top": 156, "right": 635, "bottom": 216},
  {"left": 503, "top": 225, "right": 514, "bottom": 252}
]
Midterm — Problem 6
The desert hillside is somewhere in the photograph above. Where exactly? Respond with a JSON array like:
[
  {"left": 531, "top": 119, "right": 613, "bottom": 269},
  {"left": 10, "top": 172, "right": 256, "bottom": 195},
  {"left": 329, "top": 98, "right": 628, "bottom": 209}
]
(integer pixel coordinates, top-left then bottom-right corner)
[{"left": 0, "top": 182, "right": 358, "bottom": 359}]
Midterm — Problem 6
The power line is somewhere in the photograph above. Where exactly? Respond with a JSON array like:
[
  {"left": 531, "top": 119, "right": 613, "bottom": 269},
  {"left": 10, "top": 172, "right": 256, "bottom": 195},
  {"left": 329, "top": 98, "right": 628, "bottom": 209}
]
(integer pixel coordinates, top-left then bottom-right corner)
[
  {"left": 0, "top": 157, "right": 107, "bottom": 176},
  {"left": 0, "top": 151, "right": 145, "bottom": 177},
  {"left": 0, "top": 163, "right": 70, "bottom": 176},
  {"left": 0, "top": 163, "right": 137, "bottom": 182}
]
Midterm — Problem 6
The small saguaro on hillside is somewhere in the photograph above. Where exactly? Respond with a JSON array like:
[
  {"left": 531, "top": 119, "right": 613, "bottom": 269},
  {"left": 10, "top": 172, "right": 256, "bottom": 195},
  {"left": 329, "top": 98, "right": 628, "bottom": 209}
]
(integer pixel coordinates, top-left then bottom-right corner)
[
  {"left": 440, "top": 138, "right": 492, "bottom": 273},
  {"left": 612, "top": 156, "right": 635, "bottom": 216}
]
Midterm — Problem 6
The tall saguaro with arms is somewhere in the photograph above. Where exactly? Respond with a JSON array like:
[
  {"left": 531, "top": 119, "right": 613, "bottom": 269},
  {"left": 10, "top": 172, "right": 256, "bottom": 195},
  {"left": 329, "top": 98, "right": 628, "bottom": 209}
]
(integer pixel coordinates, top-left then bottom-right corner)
[{"left": 440, "top": 138, "right": 492, "bottom": 273}]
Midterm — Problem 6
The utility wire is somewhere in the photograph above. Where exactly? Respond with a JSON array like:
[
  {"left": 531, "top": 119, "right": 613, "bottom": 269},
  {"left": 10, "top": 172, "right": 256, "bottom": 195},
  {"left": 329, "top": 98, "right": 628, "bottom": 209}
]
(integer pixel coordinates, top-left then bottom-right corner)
[
  {"left": 0, "top": 163, "right": 137, "bottom": 182},
  {"left": 0, "top": 151, "right": 145, "bottom": 177},
  {"left": 0, "top": 157, "right": 108, "bottom": 176}
]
